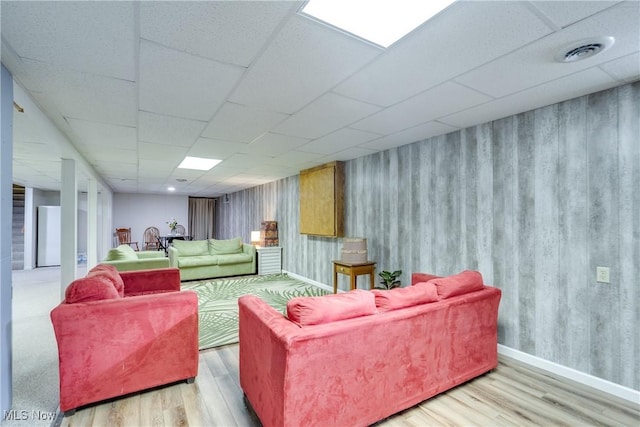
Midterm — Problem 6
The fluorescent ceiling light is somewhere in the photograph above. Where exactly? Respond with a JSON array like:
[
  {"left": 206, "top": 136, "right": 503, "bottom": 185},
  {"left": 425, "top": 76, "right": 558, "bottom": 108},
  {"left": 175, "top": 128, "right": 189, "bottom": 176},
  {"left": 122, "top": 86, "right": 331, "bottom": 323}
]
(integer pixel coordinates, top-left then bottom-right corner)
[
  {"left": 167, "top": 186, "right": 176, "bottom": 192},
  {"left": 178, "top": 156, "right": 222, "bottom": 171},
  {"left": 300, "top": 0, "right": 455, "bottom": 48}
]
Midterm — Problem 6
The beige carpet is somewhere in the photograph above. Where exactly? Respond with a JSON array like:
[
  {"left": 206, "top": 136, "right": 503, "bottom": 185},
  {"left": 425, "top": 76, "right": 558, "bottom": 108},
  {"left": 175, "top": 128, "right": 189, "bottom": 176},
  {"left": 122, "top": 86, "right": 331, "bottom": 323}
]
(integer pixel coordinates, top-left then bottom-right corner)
[{"left": 2, "top": 266, "right": 81, "bottom": 427}]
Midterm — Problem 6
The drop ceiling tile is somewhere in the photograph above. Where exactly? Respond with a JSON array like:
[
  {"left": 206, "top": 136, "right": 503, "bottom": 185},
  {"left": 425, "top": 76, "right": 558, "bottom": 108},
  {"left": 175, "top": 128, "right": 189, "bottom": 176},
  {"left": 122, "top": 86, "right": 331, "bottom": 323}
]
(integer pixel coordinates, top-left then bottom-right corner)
[
  {"left": 138, "top": 111, "right": 207, "bottom": 147},
  {"left": 334, "top": 1, "right": 553, "bottom": 106},
  {"left": 139, "top": 41, "right": 246, "bottom": 121},
  {"left": 1, "top": 1, "right": 136, "bottom": 80},
  {"left": 455, "top": 2, "right": 639, "bottom": 98},
  {"left": 266, "top": 150, "right": 325, "bottom": 167},
  {"left": 202, "top": 102, "right": 289, "bottom": 143},
  {"left": 351, "top": 82, "right": 491, "bottom": 135},
  {"left": 23, "top": 59, "right": 137, "bottom": 127},
  {"left": 140, "top": 1, "right": 295, "bottom": 67},
  {"left": 320, "top": 147, "right": 379, "bottom": 162},
  {"left": 530, "top": 1, "right": 620, "bottom": 29},
  {"left": 188, "top": 138, "right": 249, "bottom": 160},
  {"left": 272, "top": 92, "right": 381, "bottom": 139},
  {"left": 67, "top": 118, "right": 136, "bottom": 149},
  {"left": 218, "top": 153, "right": 269, "bottom": 169},
  {"left": 298, "top": 128, "right": 381, "bottom": 155},
  {"left": 441, "top": 67, "right": 618, "bottom": 129},
  {"left": 248, "top": 132, "right": 310, "bottom": 157},
  {"left": 229, "top": 14, "right": 382, "bottom": 114},
  {"left": 360, "top": 121, "right": 460, "bottom": 151},
  {"left": 81, "top": 146, "right": 137, "bottom": 164},
  {"left": 600, "top": 52, "right": 640, "bottom": 83},
  {"left": 139, "top": 142, "right": 189, "bottom": 161}
]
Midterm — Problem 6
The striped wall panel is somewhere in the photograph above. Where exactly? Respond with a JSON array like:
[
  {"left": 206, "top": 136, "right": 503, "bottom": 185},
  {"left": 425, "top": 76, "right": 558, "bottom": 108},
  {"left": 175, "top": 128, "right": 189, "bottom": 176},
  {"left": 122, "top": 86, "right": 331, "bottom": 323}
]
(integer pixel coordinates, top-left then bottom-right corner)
[{"left": 214, "top": 82, "right": 639, "bottom": 391}]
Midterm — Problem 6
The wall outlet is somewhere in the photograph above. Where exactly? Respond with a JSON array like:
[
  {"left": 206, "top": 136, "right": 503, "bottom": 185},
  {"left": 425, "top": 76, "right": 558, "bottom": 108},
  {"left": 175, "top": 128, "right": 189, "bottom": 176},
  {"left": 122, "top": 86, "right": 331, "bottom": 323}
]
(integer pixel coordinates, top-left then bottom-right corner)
[{"left": 596, "top": 267, "right": 610, "bottom": 284}]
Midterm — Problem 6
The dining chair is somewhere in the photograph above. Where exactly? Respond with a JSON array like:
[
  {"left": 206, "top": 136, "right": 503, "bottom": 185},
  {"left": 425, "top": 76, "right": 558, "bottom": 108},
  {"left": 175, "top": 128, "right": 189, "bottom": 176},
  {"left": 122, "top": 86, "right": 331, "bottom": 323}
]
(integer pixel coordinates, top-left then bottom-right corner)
[
  {"left": 174, "top": 224, "right": 186, "bottom": 236},
  {"left": 143, "top": 226, "right": 161, "bottom": 251},
  {"left": 115, "top": 228, "right": 139, "bottom": 251}
]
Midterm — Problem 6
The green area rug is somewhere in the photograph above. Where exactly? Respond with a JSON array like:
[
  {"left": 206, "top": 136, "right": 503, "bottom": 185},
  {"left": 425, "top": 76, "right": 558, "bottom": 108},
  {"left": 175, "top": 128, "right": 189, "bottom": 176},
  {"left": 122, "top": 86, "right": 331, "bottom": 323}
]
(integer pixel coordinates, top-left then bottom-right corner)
[{"left": 181, "top": 273, "right": 329, "bottom": 350}]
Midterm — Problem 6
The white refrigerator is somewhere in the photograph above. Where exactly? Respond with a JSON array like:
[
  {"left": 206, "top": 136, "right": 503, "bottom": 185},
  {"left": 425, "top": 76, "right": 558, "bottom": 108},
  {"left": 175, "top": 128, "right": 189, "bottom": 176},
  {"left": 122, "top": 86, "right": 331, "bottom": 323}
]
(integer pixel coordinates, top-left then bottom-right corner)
[{"left": 37, "top": 205, "right": 61, "bottom": 267}]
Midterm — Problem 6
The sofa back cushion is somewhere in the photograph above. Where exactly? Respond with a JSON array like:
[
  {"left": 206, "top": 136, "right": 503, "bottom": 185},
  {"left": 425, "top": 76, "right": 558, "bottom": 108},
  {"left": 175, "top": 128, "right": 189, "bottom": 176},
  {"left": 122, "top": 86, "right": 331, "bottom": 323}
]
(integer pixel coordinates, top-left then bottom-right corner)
[
  {"left": 411, "top": 273, "right": 442, "bottom": 286},
  {"left": 105, "top": 245, "right": 137, "bottom": 261},
  {"left": 371, "top": 282, "right": 438, "bottom": 312},
  {"left": 88, "top": 263, "right": 125, "bottom": 296},
  {"left": 209, "top": 237, "right": 243, "bottom": 255},
  {"left": 65, "top": 275, "right": 120, "bottom": 303},
  {"left": 287, "top": 289, "right": 377, "bottom": 326},
  {"left": 427, "top": 270, "right": 484, "bottom": 300},
  {"left": 173, "top": 239, "right": 209, "bottom": 256}
]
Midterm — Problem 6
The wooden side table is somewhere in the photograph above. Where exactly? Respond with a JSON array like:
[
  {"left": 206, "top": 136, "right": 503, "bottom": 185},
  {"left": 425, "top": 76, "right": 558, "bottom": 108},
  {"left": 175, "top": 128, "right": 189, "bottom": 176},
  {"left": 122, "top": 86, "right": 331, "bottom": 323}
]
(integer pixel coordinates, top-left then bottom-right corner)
[{"left": 332, "top": 260, "right": 376, "bottom": 293}]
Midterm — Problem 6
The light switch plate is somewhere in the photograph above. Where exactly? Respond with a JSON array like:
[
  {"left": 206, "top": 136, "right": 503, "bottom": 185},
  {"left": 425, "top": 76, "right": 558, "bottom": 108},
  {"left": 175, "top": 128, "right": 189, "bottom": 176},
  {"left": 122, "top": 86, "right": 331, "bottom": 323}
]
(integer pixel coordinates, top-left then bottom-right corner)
[{"left": 596, "top": 267, "right": 610, "bottom": 284}]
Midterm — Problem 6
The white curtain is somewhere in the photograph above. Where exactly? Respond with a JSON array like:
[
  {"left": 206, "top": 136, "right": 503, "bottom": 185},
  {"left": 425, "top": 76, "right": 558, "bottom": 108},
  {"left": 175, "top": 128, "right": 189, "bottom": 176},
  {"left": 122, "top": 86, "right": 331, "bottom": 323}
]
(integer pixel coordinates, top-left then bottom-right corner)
[{"left": 188, "top": 197, "right": 215, "bottom": 240}]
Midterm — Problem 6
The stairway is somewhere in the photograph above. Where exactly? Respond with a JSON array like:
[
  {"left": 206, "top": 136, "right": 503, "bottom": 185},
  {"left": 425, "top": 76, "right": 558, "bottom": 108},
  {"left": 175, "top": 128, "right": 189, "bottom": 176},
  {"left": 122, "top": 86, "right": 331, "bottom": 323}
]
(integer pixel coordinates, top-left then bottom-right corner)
[{"left": 12, "top": 184, "right": 25, "bottom": 270}]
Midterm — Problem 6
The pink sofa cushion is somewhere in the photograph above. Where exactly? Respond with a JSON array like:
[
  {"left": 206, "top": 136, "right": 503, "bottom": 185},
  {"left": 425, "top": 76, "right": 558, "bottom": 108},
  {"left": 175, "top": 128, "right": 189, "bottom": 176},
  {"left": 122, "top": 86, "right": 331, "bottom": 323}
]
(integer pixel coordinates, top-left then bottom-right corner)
[
  {"left": 287, "top": 289, "right": 377, "bottom": 326},
  {"left": 65, "top": 275, "right": 120, "bottom": 303},
  {"left": 371, "top": 282, "right": 438, "bottom": 312},
  {"left": 427, "top": 270, "right": 484, "bottom": 300},
  {"left": 411, "top": 273, "right": 442, "bottom": 285},
  {"left": 88, "top": 263, "right": 125, "bottom": 297}
]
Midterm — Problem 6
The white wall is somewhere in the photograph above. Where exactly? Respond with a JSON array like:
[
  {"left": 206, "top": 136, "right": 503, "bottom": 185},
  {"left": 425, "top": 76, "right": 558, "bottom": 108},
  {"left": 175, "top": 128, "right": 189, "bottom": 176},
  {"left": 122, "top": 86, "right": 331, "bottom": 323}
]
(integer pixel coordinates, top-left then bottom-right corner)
[{"left": 113, "top": 193, "right": 189, "bottom": 248}]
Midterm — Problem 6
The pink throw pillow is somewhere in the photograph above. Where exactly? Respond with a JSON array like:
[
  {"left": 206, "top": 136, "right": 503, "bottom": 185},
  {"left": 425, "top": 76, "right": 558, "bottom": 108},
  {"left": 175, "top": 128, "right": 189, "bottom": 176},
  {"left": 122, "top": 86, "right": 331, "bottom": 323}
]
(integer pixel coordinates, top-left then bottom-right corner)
[
  {"left": 65, "top": 275, "right": 120, "bottom": 303},
  {"left": 428, "top": 270, "right": 484, "bottom": 300},
  {"left": 287, "top": 289, "right": 377, "bottom": 326},
  {"left": 89, "top": 264, "right": 125, "bottom": 297},
  {"left": 372, "top": 282, "right": 438, "bottom": 312}
]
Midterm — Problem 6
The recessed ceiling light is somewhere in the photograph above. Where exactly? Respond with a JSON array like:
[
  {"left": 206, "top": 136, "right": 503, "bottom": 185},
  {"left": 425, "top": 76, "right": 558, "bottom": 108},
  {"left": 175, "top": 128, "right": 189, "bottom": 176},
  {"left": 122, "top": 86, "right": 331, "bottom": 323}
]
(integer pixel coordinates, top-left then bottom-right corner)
[
  {"left": 167, "top": 186, "right": 176, "bottom": 192},
  {"left": 299, "top": 0, "right": 456, "bottom": 48},
  {"left": 178, "top": 156, "right": 222, "bottom": 171}
]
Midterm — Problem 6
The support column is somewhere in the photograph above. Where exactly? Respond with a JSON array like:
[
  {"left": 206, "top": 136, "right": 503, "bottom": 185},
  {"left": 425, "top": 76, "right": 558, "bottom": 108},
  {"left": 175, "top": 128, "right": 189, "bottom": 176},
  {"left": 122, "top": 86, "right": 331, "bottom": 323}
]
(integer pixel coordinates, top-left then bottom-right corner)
[
  {"left": 87, "top": 179, "right": 98, "bottom": 269},
  {"left": 60, "top": 158, "right": 77, "bottom": 299},
  {"left": 23, "top": 187, "right": 34, "bottom": 270},
  {"left": 0, "top": 64, "right": 14, "bottom": 415}
]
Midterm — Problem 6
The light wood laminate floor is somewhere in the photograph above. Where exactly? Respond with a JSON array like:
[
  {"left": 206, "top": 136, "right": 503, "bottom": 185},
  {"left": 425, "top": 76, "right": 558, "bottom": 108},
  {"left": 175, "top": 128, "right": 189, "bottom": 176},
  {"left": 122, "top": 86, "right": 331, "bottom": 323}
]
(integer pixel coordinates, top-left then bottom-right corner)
[{"left": 57, "top": 345, "right": 639, "bottom": 427}]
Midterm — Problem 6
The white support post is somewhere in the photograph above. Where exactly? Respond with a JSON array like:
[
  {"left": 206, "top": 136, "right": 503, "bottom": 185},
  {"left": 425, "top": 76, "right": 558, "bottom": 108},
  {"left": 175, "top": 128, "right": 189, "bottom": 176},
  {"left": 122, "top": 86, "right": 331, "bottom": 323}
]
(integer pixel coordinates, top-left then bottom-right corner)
[
  {"left": 60, "top": 158, "right": 78, "bottom": 299},
  {"left": 0, "top": 64, "right": 14, "bottom": 415},
  {"left": 87, "top": 179, "right": 98, "bottom": 269}
]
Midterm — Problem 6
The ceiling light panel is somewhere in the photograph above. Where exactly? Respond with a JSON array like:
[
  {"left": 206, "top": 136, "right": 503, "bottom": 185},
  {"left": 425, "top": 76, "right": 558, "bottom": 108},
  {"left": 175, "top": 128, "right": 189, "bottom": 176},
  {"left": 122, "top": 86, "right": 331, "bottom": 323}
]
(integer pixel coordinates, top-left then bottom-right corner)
[
  {"left": 178, "top": 156, "right": 222, "bottom": 171},
  {"left": 300, "top": 0, "right": 456, "bottom": 48}
]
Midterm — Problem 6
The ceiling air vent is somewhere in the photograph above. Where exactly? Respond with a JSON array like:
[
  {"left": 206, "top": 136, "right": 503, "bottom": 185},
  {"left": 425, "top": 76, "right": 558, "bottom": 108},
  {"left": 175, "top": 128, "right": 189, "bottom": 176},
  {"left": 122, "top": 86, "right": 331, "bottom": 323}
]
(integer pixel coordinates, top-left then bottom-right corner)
[{"left": 555, "top": 36, "right": 615, "bottom": 63}]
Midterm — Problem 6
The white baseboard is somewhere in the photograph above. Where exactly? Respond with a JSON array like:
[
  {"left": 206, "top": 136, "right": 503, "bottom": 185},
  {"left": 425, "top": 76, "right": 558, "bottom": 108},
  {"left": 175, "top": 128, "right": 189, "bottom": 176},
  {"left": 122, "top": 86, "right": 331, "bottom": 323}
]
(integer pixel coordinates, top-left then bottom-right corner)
[
  {"left": 498, "top": 344, "right": 640, "bottom": 405},
  {"left": 282, "top": 270, "right": 335, "bottom": 293}
]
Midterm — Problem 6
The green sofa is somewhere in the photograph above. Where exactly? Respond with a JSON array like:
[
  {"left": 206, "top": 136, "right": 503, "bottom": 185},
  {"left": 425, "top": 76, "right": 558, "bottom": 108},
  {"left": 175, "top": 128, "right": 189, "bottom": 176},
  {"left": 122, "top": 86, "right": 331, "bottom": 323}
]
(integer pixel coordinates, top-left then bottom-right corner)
[
  {"left": 101, "top": 245, "right": 170, "bottom": 271},
  {"left": 168, "top": 237, "right": 256, "bottom": 281}
]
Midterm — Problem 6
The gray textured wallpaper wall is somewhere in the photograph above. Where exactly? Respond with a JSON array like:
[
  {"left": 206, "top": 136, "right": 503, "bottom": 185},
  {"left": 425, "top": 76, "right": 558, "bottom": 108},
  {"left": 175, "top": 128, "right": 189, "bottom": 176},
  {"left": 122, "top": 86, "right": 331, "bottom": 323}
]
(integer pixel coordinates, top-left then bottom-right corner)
[{"left": 215, "top": 82, "right": 639, "bottom": 390}]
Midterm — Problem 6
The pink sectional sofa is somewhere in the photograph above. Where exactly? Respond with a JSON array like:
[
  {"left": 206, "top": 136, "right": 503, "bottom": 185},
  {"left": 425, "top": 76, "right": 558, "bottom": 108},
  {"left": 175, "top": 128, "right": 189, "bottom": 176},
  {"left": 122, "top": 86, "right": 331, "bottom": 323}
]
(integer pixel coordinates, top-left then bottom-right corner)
[
  {"left": 50, "top": 264, "right": 199, "bottom": 415},
  {"left": 239, "top": 270, "right": 501, "bottom": 427}
]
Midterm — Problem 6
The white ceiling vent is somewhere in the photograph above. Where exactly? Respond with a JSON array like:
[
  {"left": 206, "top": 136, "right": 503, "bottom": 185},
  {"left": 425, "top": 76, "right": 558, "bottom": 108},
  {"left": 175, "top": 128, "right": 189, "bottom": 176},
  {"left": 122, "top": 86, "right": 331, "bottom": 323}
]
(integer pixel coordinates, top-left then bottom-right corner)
[{"left": 555, "top": 36, "right": 615, "bottom": 63}]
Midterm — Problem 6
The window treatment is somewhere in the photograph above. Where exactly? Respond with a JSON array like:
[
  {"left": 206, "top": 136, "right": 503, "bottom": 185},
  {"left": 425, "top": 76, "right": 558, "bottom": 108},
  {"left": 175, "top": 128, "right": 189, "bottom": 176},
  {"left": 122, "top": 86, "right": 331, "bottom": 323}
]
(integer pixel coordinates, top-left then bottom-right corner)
[{"left": 188, "top": 197, "right": 215, "bottom": 240}]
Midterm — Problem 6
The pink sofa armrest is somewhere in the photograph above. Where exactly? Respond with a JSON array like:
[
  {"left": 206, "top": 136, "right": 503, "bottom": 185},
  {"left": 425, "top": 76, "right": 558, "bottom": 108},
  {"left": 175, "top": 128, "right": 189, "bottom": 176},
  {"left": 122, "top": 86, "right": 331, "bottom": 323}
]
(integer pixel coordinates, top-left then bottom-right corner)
[
  {"left": 51, "top": 290, "right": 198, "bottom": 412},
  {"left": 120, "top": 267, "right": 181, "bottom": 295},
  {"left": 239, "top": 295, "right": 301, "bottom": 427}
]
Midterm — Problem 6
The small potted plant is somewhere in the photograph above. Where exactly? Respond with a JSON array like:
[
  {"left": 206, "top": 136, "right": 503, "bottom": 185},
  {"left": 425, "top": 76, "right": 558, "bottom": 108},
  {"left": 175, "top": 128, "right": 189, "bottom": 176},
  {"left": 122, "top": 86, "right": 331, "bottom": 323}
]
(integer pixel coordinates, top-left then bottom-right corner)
[{"left": 376, "top": 270, "right": 402, "bottom": 290}]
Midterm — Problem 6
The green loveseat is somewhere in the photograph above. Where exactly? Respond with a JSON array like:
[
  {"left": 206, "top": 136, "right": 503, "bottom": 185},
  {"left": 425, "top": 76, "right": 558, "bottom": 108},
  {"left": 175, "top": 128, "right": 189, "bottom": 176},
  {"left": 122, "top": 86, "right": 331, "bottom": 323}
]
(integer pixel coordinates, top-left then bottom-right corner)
[
  {"left": 101, "top": 245, "right": 170, "bottom": 271},
  {"left": 168, "top": 237, "right": 256, "bottom": 281}
]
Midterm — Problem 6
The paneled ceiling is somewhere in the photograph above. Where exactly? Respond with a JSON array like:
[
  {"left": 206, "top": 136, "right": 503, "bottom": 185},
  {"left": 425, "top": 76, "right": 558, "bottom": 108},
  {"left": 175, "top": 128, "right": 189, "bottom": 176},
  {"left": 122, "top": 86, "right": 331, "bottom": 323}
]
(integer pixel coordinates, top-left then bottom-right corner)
[{"left": 2, "top": 1, "right": 639, "bottom": 196}]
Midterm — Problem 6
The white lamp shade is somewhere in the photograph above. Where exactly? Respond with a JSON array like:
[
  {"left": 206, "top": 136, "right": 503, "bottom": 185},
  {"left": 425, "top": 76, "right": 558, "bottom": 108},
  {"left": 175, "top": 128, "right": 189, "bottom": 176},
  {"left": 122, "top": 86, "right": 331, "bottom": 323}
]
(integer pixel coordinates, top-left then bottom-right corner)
[{"left": 251, "top": 231, "right": 261, "bottom": 244}]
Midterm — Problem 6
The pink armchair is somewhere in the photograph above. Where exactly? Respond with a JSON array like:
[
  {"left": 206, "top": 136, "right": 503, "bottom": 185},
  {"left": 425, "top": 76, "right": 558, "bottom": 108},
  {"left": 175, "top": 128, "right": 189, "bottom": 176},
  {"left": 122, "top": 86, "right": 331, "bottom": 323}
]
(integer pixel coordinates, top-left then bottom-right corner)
[{"left": 51, "top": 265, "right": 199, "bottom": 415}]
